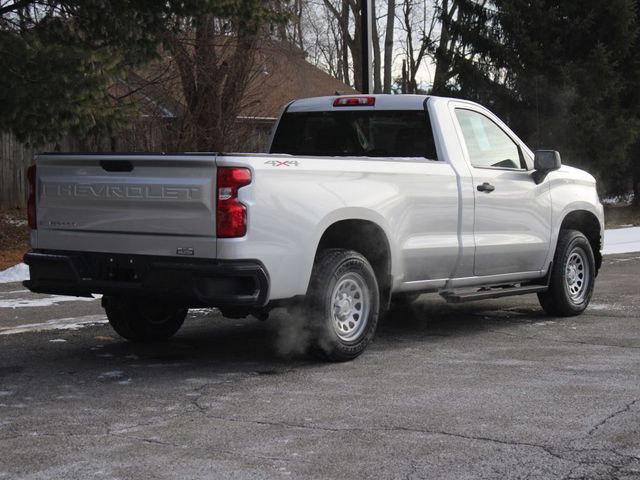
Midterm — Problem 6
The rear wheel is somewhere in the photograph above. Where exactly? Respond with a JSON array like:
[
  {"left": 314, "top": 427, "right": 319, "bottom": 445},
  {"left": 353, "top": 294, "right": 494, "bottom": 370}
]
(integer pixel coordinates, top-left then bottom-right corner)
[
  {"left": 538, "top": 229, "right": 595, "bottom": 316},
  {"left": 304, "top": 249, "right": 380, "bottom": 362},
  {"left": 103, "top": 296, "right": 187, "bottom": 341}
]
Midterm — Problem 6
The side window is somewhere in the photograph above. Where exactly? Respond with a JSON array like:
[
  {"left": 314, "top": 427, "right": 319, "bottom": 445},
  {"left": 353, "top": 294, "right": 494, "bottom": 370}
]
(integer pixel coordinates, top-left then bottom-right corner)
[{"left": 455, "top": 109, "right": 524, "bottom": 169}]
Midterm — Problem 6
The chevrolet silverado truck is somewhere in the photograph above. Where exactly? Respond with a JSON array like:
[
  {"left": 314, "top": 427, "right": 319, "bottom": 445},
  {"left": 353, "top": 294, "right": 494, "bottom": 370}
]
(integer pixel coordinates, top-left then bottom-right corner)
[{"left": 24, "top": 94, "right": 604, "bottom": 361}]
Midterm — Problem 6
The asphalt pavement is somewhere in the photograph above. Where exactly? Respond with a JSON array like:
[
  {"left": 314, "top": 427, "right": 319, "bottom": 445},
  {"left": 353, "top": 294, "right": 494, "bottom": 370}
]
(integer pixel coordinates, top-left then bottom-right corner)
[{"left": 0, "top": 254, "right": 639, "bottom": 479}]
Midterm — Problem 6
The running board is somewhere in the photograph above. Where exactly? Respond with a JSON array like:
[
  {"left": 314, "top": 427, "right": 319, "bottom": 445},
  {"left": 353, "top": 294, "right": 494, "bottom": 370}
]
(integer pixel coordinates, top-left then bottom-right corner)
[{"left": 440, "top": 285, "right": 548, "bottom": 304}]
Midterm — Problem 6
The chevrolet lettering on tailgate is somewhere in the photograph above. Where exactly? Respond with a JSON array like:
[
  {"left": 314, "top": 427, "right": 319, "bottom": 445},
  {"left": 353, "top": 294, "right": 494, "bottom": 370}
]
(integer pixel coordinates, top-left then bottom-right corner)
[{"left": 42, "top": 183, "right": 202, "bottom": 201}]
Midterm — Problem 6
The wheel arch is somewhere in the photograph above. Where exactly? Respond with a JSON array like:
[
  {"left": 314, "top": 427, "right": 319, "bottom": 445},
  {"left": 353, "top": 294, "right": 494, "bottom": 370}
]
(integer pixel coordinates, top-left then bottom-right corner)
[
  {"left": 314, "top": 219, "right": 393, "bottom": 308},
  {"left": 559, "top": 210, "right": 603, "bottom": 274}
]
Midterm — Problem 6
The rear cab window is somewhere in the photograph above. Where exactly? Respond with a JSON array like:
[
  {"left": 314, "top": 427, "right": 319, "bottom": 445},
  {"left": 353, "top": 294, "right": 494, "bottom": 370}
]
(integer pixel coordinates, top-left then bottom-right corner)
[{"left": 270, "top": 110, "right": 438, "bottom": 160}]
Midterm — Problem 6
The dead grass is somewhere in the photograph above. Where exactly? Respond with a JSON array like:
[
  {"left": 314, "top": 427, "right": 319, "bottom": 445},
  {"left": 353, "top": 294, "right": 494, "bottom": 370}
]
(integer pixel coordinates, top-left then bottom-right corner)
[
  {"left": 0, "top": 249, "right": 26, "bottom": 271},
  {"left": 604, "top": 204, "right": 640, "bottom": 228},
  {"left": 0, "top": 209, "right": 29, "bottom": 270}
]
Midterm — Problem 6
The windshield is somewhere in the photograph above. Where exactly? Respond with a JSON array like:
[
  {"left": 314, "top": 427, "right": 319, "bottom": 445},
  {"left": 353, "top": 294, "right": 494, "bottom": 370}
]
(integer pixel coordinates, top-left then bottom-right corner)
[{"left": 270, "top": 110, "right": 438, "bottom": 159}]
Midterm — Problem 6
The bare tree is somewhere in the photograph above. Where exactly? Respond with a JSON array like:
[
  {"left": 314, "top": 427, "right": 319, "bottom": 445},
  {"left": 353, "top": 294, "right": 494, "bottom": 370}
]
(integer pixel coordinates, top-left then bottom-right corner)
[
  {"left": 398, "top": 0, "right": 437, "bottom": 93},
  {"left": 371, "top": 0, "right": 382, "bottom": 92},
  {"left": 320, "top": 0, "right": 367, "bottom": 91},
  {"left": 299, "top": 0, "right": 391, "bottom": 92},
  {"left": 302, "top": 1, "right": 347, "bottom": 83},
  {"left": 270, "top": 0, "right": 305, "bottom": 48},
  {"left": 164, "top": 6, "right": 279, "bottom": 151},
  {"left": 383, "top": 0, "right": 396, "bottom": 93},
  {"left": 307, "top": 0, "right": 390, "bottom": 92}
]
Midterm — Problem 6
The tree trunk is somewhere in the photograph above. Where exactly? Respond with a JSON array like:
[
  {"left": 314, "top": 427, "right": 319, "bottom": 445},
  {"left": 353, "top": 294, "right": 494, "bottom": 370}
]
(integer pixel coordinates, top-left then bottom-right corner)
[
  {"left": 349, "top": 0, "right": 363, "bottom": 92},
  {"left": 323, "top": 0, "right": 367, "bottom": 91},
  {"left": 372, "top": 0, "right": 382, "bottom": 93},
  {"left": 383, "top": 0, "right": 395, "bottom": 93},
  {"left": 341, "top": 0, "right": 351, "bottom": 85},
  {"left": 432, "top": 0, "right": 456, "bottom": 94},
  {"left": 402, "top": 0, "right": 416, "bottom": 93},
  {"left": 294, "top": 0, "right": 304, "bottom": 49},
  {"left": 401, "top": 59, "right": 407, "bottom": 93},
  {"left": 633, "top": 165, "right": 640, "bottom": 206},
  {"left": 323, "top": 0, "right": 353, "bottom": 87},
  {"left": 192, "top": 15, "right": 224, "bottom": 150},
  {"left": 168, "top": 14, "right": 258, "bottom": 151}
]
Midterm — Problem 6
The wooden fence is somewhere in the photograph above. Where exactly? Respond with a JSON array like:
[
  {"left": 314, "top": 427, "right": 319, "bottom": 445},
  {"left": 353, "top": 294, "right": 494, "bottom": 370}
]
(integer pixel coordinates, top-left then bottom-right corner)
[
  {"left": 0, "top": 133, "right": 77, "bottom": 210},
  {"left": 0, "top": 118, "right": 274, "bottom": 210},
  {"left": 0, "top": 132, "right": 29, "bottom": 209}
]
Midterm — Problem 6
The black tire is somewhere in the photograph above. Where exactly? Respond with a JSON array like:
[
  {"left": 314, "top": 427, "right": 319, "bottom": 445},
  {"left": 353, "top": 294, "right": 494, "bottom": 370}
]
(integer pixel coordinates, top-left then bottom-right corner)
[
  {"left": 103, "top": 296, "right": 187, "bottom": 342},
  {"left": 538, "top": 229, "right": 596, "bottom": 316},
  {"left": 304, "top": 249, "right": 380, "bottom": 362}
]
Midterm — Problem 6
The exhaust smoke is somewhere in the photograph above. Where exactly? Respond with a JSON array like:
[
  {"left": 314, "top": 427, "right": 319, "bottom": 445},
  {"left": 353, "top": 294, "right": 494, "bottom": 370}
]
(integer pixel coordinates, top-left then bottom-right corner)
[{"left": 272, "top": 309, "right": 313, "bottom": 357}]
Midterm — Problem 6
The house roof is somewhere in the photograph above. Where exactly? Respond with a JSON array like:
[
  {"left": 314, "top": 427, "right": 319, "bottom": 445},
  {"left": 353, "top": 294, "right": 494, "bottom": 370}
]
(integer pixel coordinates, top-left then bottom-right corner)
[
  {"left": 112, "top": 40, "right": 356, "bottom": 121},
  {"left": 241, "top": 42, "right": 357, "bottom": 119}
]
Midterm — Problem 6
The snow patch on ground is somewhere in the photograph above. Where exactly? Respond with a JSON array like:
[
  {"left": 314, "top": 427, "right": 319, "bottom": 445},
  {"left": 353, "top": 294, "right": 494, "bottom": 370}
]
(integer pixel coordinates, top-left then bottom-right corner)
[
  {"left": 0, "top": 294, "right": 101, "bottom": 309},
  {"left": 0, "top": 314, "right": 108, "bottom": 335},
  {"left": 588, "top": 303, "right": 610, "bottom": 311},
  {"left": 189, "top": 308, "right": 218, "bottom": 317},
  {"left": 0, "top": 214, "right": 27, "bottom": 227},
  {"left": 601, "top": 193, "right": 635, "bottom": 205},
  {"left": 588, "top": 302, "right": 629, "bottom": 312},
  {"left": 0, "top": 263, "right": 29, "bottom": 284},
  {"left": 602, "top": 227, "right": 640, "bottom": 255}
]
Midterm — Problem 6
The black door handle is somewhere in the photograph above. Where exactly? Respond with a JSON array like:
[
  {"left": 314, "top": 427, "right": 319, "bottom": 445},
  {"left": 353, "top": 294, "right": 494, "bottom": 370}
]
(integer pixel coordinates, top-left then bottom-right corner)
[{"left": 477, "top": 182, "right": 495, "bottom": 193}]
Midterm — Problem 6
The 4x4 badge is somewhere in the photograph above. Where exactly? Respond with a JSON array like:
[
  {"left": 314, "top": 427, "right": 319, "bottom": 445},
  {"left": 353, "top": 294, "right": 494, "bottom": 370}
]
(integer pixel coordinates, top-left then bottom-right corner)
[{"left": 264, "top": 160, "right": 299, "bottom": 167}]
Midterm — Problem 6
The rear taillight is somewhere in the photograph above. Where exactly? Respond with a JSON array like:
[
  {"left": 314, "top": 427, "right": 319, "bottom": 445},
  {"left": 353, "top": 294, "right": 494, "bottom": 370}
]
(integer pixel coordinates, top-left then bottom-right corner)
[
  {"left": 216, "top": 167, "right": 251, "bottom": 238},
  {"left": 27, "top": 165, "right": 37, "bottom": 230}
]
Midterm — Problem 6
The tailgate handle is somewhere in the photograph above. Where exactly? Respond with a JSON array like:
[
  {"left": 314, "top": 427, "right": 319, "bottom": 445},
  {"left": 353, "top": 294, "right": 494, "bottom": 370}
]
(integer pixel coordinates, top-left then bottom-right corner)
[{"left": 100, "top": 160, "right": 134, "bottom": 172}]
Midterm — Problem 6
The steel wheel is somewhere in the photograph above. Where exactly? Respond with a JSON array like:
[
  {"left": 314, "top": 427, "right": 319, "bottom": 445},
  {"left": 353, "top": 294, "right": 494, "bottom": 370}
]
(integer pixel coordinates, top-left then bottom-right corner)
[
  {"left": 331, "top": 272, "right": 370, "bottom": 341},
  {"left": 538, "top": 229, "right": 596, "bottom": 317},
  {"left": 565, "top": 248, "right": 590, "bottom": 304},
  {"left": 303, "top": 248, "right": 380, "bottom": 361}
]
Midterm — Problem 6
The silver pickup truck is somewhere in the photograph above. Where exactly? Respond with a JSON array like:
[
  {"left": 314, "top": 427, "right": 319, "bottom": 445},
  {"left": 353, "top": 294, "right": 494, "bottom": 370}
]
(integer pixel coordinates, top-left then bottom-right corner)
[{"left": 24, "top": 94, "right": 604, "bottom": 361}]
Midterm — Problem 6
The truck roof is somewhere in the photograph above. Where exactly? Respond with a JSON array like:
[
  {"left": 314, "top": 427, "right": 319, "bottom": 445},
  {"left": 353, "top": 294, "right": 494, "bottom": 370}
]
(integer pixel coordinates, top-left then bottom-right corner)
[{"left": 286, "top": 94, "right": 480, "bottom": 112}]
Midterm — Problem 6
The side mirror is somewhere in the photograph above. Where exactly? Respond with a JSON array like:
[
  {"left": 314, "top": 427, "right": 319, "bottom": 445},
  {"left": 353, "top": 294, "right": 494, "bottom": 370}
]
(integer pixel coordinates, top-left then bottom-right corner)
[
  {"left": 533, "top": 150, "right": 561, "bottom": 184},
  {"left": 534, "top": 150, "right": 562, "bottom": 171}
]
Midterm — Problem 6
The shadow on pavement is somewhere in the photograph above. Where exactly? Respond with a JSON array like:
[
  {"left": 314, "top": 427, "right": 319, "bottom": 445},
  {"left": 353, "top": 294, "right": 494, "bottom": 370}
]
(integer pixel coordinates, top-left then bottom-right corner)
[{"left": 0, "top": 295, "right": 558, "bottom": 386}]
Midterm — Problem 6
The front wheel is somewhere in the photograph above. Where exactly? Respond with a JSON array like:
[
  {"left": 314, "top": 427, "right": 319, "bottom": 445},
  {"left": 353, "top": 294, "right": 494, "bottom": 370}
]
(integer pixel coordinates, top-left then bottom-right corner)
[
  {"left": 538, "top": 229, "right": 596, "bottom": 316},
  {"left": 103, "top": 296, "right": 187, "bottom": 342},
  {"left": 304, "top": 249, "right": 380, "bottom": 362}
]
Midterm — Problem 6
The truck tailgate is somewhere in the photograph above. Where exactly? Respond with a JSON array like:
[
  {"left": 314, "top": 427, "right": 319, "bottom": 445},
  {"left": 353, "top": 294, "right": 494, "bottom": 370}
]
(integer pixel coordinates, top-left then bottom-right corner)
[{"left": 36, "top": 154, "right": 217, "bottom": 238}]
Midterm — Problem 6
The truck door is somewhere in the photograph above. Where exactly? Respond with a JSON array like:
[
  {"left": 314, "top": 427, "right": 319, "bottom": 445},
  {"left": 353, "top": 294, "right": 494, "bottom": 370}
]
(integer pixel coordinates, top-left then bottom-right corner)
[{"left": 454, "top": 108, "right": 552, "bottom": 277}]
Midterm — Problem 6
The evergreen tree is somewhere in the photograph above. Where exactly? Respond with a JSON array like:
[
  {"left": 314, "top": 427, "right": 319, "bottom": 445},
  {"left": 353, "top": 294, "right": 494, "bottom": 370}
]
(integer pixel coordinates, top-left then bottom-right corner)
[
  {"left": 431, "top": 0, "right": 640, "bottom": 194},
  {"left": 0, "top": 1, "right": 172, "bottom": 145},
  {"left": 493, "top": 0, "right": 640, "bottom": 194},
  {"left": 430, "top": 0, "right": 505, "bottom": 102}
]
